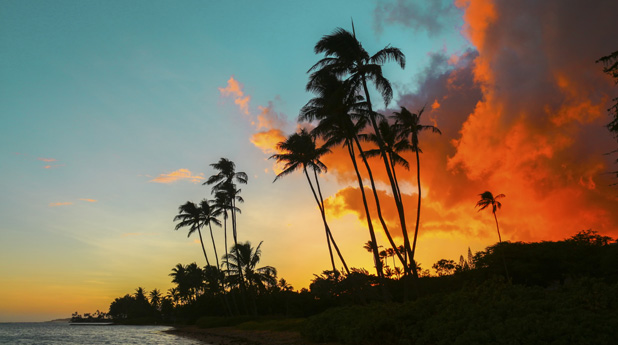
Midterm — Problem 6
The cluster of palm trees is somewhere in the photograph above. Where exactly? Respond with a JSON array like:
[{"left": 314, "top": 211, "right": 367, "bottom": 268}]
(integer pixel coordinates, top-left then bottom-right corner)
[
  {"left": 173, "top": 158, "right": 276, "bottom": 314},
  {"left": 271, "top": 26, "right": 441, "bottom": 279}
]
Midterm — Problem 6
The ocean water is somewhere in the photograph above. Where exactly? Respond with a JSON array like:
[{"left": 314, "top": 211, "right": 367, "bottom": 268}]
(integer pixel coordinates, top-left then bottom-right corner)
[{"left": 0, "top": 322, "right": 205, "bottom": 345}]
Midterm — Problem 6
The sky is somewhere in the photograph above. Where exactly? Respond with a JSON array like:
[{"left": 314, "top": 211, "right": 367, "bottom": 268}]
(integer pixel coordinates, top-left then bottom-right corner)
[{"left": 1, "top": 0, "right": 616, "bottom": 322}]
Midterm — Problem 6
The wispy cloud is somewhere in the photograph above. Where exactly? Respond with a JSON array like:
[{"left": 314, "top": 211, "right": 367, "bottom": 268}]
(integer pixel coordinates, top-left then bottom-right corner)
[
  {"left": 219, "top": 77, "right": 251, "bottom": 115},
  {"left": 79, "top": 198, "right": 98, "bottom": 203},
  {"left": 43, "top": 164, "right": 64, "bottom": 169},
  {"left": 37, "top": 158, "right": 56, "bottom": 162},
  {"left": 49, "top": 202, "right": 73, "bottom": 207},
  {"left": 150, "top": 169, "right": 205, "bottom": 184}
]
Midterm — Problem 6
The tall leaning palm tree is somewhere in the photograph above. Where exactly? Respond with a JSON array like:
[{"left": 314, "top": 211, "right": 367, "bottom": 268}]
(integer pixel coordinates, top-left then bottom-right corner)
[
  {"left": 270, "top": 129, "right": 350, "bottom": 274},
  {"left": 205, "top": 158, "right": 248, "bottom": 309},
  {"left": 392, "top": 106, "right": 441, "bottom": 277},
  {"left": 309, "top": 27, "right": 413, "bottom": 270},
  {"left": 476, "top": 191, "right": 506, "bottom": 243},
  {"left": 301, "top": 73, "right": 385, "bottom": 277},
  {"left": 174, "top": 201, "right": 211, "bottom": 266},
  {"left": 205, "top": 158, "right": 247, "bottom": 252}
]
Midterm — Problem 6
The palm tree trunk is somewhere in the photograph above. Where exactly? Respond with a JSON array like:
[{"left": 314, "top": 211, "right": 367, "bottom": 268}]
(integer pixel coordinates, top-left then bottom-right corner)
[
  {"left": 313, "top": 168, "right": 350, "bottom": 275},
  {"left": 208, "top": 223, "right": 220, "bottom": 270},
  {"left": 361, "top": 77, "right": 413, "bottom": 271},
  {"left": 197, "top": 228, "right": 210, "bottom": 266},
  {"left": 303, "top": 167, "right": 337, "bottom": 272},
  {"left": 353, "top": 135, "right": 407, "bottom": 271},
  {"left": 231, "top": 198, "right": 248, "bottom": 314},
  {"left": 346, "top": 141, "right": 383, "bottom": 277},
  {"left": 410, "top": 148, "right": 422, "bottom": 278},
  {"left": 493, "top": 211, "right": 502, "bottom": 243}
]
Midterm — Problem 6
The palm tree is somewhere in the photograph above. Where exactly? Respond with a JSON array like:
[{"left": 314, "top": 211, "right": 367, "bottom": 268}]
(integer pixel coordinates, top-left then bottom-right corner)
[
  {"left": 212, "top": 191, "right": 237, "bottom": 277},
  {"left": 392, "top": 106, "right": 441, "bottom": 277},
  {"left": 186, "top": 262, "right": 205, "bottom": 301},
  {"left": 166, "top": 287, "right": 180, "bottom": 307},
  {"left": 270, "top": 129, "right": 350, "bottom": 274},
  {"left": 169, "top": 263, "right": 189, "bottom": 303},
  {"left": 205, "top": 158, "right": 247, "bottom": 256},
  {"left": 205, "top": 158, "right": 248, "bottom": 297},
  {"left": 309, "top": 27, "right": 412, "bottom": 271},
  {"left": 475, "top": 191, "right": 506, "bottom": 243},
  {"left": 173, "top": 201, "right": 211, "bottom": 266},
  {"left": 199, "top": 199, "right": 222, "bottom": 271},
  {"left": 149, "top": 288, "right": 161, "bottom": 309},
  {"left": 362, "top": 118, "right": 412, "bottom": 201},
  {"left": 223, "top": 241, "right": 277, "bottom": 292},
  {"left": 301, "top": 73, "right": 386, "bottom": 277}
]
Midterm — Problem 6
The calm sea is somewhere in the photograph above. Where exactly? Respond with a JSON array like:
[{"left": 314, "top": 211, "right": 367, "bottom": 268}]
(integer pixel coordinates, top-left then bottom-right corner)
[{"left": 0, "top": 322, "right": 205, "bottom": 345}]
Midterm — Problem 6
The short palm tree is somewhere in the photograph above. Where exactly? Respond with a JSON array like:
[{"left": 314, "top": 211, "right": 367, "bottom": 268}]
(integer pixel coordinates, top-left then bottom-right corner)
[
  {"left": 169, "top": 263, "right": 189, "bottom": 303},
  {"left": 223, "top": 241, "right": 277, "bottom": 292},
  {"left": 392, "top": 106, "right": 441, "bottom": 277},
  {"left": 149, "top": 288, "right": 161, "bottom": 309},
  {"left": 270, "top": 129, "right": 350, "bottom": 274},
  {"left": 174, "top": 201, "right": 211, "bottom": 266},
  {"left": 476, "top": 191, "right": 506, "bottom": 243}
]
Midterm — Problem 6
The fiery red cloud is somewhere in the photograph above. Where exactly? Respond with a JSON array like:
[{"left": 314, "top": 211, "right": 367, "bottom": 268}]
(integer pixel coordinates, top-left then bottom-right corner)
[{"left": 322, "top": 0, "right": 618, "bottom": 245}]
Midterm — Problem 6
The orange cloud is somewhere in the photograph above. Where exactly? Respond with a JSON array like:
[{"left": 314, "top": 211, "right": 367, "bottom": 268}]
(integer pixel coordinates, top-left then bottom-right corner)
[
  {"left": 250, "top": 129, "right": 287, "bottom": 155},
  {"left": 150, "top": 169, "right": 205, "bottom": 184},
  {"left": 312, "top": 0, "right": 618, "bottom": 248},
  {"left": 219, "top": 77, "right": 250, "bottom": 115},
  {"left": 38, "top": 158, "right": 56, "bottom": 162},
  {"left": 79, "top": 199, "right": 98, "bottom": 203},
  {"left": 49, "top": 202, "right": 72, "bottom": 207}
]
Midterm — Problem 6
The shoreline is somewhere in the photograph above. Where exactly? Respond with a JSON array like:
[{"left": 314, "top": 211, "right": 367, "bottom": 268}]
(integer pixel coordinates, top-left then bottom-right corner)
[{"left": 164, "top": 325, "right": 341, "bottom": 345}]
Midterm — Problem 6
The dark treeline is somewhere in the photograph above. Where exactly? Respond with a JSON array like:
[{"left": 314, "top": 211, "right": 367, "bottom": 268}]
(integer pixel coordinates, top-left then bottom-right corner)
[{"left": 107, "top": 230, "right": 618, "bottom": 331}]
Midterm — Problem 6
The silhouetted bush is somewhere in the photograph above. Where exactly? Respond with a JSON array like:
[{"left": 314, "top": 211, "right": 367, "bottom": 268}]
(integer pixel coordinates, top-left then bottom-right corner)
[{"left": 303, "top": 277, "right": 618, "bottom": 344}]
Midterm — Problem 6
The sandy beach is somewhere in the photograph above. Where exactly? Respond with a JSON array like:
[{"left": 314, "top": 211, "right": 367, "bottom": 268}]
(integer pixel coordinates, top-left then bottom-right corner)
[{"left": 165, "top": 325, "right": 341, "bottom": 345}]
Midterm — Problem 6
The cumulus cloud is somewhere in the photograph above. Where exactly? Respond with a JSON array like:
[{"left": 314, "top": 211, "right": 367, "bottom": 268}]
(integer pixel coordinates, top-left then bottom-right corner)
[
  {"left": 150, "top": 169, "right": 205, "bottom": 184},
  {"left": 219, "top": 77, "right": 291, "bottom": 160},
  {"left": 323, "top": 0, "right": 618, "bottom": 244}
]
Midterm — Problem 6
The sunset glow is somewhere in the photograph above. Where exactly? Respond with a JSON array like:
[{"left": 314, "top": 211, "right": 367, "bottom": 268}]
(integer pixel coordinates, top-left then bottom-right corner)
[{"left": 1, "top": 0, "right": 616, "bottom": 322}]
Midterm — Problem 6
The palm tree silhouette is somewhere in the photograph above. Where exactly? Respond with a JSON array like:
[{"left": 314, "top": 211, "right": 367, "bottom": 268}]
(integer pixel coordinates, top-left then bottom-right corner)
[
  {"left": 270, "top": 129, "right": 350, "bottom": 274},
  {"left": 149, "top": 288, "right": 161, "bottom": 309},
  {"left": 205, "top": 158, "right": 247, "bottom": 252},
  {"left": 173, "top": 201, "right": 211, "bottom": 266},
  {"left": 199, "top": 199, "right": 222, "bottom": 271},
  {"left": 309, "top": 27, "right": 412, "bottom": 273},
  {"left": 169, "top": 263, "right": 188, "bottom": 303},
  {"left": 392, "top": 106, "right": 441, "bottom": 277},
  {"left": 362, "top": 118, "right": 412, "bottom": 205},
  {"left": 223, "top": 241, "right": 277, "bottom": 292},
  {"left": 476, "top": 191, "right": 506, "bottom": 243},
  {"left": 205, "top": 158, "right": 247, "bottom": 296},
  {"left": 301, "top": 73, "right": 385, "bottom": 277}
]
